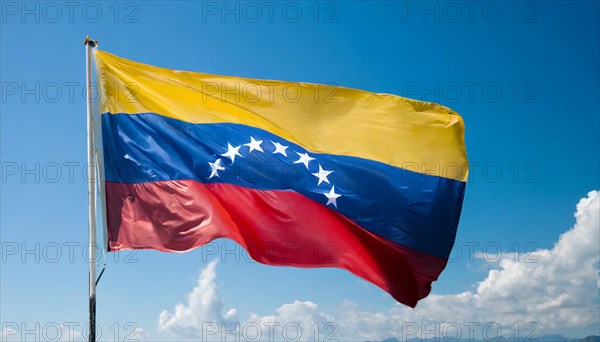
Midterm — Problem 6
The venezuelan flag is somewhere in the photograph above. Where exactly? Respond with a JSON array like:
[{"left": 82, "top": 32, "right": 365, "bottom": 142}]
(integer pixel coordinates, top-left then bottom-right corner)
[{"left": 95, "top": 50, "right": 468, "bottom": 307}]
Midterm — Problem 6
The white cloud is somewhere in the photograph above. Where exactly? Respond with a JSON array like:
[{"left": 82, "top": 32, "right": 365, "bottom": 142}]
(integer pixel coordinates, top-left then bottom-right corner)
[
  {"left": 158, "top": 191, "right": 600, "bottom": 341},
  {"left": 246, "top": 301, "right": 337, "bottom": 341},
  {"left": 158, "top": 259, "right": 237, "bottom": 340}
]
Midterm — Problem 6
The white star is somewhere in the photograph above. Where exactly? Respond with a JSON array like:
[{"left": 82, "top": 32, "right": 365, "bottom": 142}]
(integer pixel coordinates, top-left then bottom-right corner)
[
  {"left": 220, "top": 143, "right": 242, "bottom": 163},
  {"left": 324, "top": 186, "right": 342, "bottom": 208},
  {"left": 312, "top": 164, "right": 333, "bottom": 186},
  {"left": 244, "top": 137, "right": 264, "bottom": 153},
  {"left": 293, "top": 152, "right": 315, "bottom": 169},
  {"left": 271, "top": 141, "right": 288, "bottom": 157},
  {"left": 208, "top": 158, "right": 225, "bottom": 179}
]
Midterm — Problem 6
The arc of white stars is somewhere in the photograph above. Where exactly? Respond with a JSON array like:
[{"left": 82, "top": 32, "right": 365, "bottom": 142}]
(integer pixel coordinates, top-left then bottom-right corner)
[
  {"left": 220, "top": 143, "right": 242, "bottom": 163},
  {"left": 293, "top": 152, "right": 315, "bottom": 169},
  {"left": 244, "top": 137, "right": 264, "bottom": 153},
  {"left": 324, "top": 186, "right": 342, "bottom": 208},
  {"left": 312, "top": 164, "right": 333, "bottom": 186},
  {"left": 271, "top": 141, "right": 289, "bottom": 157},
  {"left": 208, "top": 158, "right": 225, "bottom": 179}
]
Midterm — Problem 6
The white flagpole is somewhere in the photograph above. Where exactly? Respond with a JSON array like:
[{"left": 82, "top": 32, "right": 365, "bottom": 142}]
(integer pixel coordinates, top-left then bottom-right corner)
[{"left": 84, "top": 35, "right": 98, "bottom": 342}]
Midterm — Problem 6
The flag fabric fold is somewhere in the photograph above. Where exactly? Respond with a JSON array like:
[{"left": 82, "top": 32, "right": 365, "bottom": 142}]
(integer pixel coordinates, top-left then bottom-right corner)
[{"left": 95, "top": 50, "right": 468, "bottom": 307}]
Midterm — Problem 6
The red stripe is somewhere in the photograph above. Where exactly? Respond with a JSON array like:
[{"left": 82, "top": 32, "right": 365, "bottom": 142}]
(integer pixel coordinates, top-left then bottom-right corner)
[{"left": 106, "top": 180, "right": 447, "bottom": 307}]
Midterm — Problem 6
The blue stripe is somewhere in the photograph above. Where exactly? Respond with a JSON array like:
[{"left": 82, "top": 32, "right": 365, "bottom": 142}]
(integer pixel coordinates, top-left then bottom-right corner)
[{"left": 102, "top": 113, "right": 465, "bottom": 258}]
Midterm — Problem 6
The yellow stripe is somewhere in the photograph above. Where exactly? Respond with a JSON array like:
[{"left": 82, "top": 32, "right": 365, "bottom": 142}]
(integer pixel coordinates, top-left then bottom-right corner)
[{"left": 95, "top": 50, "right": 468, "bottom": 181}]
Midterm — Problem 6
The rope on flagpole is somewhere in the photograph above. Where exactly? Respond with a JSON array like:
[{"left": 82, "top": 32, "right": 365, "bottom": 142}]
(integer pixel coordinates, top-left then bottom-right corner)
[{"left": 94, "top": 147, "right": 107, "bottom": 287}]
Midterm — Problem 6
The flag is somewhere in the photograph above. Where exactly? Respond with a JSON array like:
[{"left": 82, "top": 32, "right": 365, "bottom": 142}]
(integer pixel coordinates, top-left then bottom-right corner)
[{"left": 95, "top": 50, "right": 468, "bottom": 307}]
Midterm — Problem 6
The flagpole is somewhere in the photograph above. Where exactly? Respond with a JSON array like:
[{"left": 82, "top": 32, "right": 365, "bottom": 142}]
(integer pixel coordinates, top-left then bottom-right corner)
[{"left": 84, "top": 35, "right": 98, "bottom": 342}]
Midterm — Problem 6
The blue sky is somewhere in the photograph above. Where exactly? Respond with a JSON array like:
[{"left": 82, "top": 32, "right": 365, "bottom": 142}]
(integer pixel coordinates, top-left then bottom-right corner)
[{"left": 1, "top": 1, "right": 599, "bottom": 341}]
